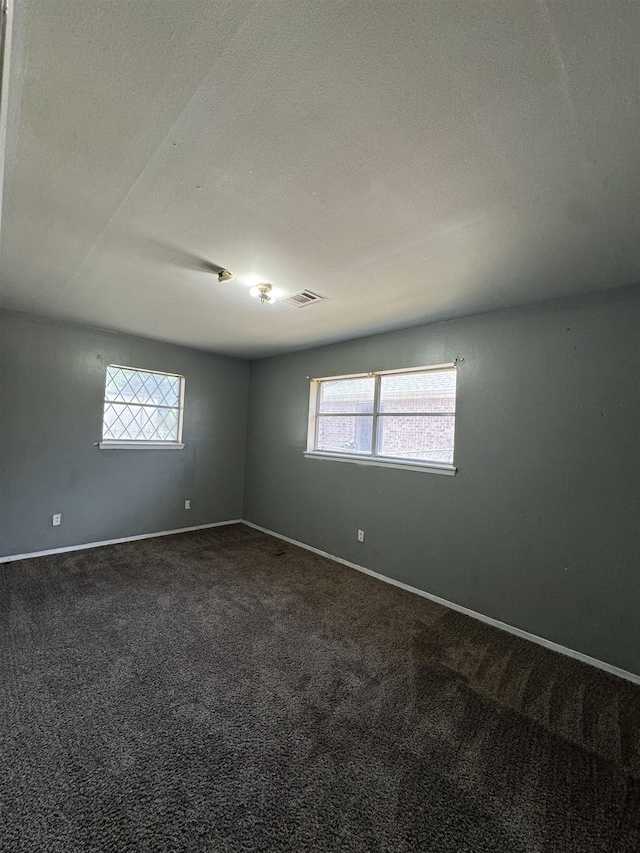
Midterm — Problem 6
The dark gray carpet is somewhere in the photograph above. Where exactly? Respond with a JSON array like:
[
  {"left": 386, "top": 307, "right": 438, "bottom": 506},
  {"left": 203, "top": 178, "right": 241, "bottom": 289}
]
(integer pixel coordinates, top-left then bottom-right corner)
[{"left": 1, "top": 523, "right": 639, "bottom": 852}]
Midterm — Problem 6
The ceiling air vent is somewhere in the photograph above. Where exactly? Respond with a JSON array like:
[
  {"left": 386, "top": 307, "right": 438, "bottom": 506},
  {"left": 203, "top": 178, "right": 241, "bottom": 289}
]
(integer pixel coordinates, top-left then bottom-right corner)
[{"left": 283, "top": 290, "right": 324, "bottom": 307}]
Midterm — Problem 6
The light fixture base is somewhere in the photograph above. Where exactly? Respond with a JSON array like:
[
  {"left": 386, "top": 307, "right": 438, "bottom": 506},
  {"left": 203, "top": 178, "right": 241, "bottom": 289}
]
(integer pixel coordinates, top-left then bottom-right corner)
[{"left": 250, "top": 282, "right": 275, "bottom": 304}]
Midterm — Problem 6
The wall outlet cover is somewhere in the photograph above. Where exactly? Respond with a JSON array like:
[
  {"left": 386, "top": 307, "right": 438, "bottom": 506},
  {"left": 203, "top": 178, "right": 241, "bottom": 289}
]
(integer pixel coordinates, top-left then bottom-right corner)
[{"left": 52, "top": 513, "right": 61, "bottom": 526}]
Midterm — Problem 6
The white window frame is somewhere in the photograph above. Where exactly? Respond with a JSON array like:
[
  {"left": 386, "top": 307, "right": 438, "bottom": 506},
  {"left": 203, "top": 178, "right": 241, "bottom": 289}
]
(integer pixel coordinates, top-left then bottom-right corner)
[
  {"left": 304, "top": 363, "right": 457, "bottom": 475},
  {"left": 99, "top": 364, "right": 186, "bottom": 450}
]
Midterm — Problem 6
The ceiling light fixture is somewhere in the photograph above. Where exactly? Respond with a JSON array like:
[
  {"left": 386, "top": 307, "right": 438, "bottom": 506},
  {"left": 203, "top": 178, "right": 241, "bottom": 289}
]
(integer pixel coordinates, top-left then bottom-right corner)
[
  {"left": 218, "top": 268, "right": 234, "bottom": 283},
  {"left": 249, "top": 282, "right": 275, "bottom": 304}
]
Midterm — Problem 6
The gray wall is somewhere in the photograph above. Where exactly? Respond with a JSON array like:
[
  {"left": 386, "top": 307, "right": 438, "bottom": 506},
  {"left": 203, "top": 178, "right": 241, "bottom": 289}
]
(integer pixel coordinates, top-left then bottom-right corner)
[
  {"left": 3, "top": 289, "right": 639, "bottom": 675},
  {"left": 0, "top": 310, "right": 249, "bottom": 557},
  {"left": 243, "top": 286, "right": 640, "bottom": 675}
]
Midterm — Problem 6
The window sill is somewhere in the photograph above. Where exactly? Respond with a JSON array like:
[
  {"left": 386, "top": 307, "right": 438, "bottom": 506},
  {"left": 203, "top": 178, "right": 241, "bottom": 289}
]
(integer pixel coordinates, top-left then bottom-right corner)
[
  {"left": 98, "top": 441, "right": 185, "bottom": 450},
  {"left": 303, "top": 451, "right": 456, "bottom": 476}
]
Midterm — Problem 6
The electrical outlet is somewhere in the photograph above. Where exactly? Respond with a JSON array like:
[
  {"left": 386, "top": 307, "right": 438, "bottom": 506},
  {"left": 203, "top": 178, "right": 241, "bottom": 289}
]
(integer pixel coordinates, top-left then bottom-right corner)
[
  {"left": 184, "top": 500, "right": 191, "bottom": 510},
  {"left": 52, "top": 513, "right": 61, "bottom": 527},
  {"left": 357, "top": 529, "right": 365, "bottom": 542}
]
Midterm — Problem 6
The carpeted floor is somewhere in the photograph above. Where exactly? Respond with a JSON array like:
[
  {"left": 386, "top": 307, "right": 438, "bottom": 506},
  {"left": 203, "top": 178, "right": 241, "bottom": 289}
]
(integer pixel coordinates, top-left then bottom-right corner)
[{"left": 1, "top": 524, "right": 639, "bottom": 852}]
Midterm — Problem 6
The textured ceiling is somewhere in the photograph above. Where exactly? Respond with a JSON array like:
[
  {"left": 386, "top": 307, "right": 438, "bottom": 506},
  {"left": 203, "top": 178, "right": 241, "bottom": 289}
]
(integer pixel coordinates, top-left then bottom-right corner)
[{"left": 1, "top": 0, "right": 639, "bottom": 357}]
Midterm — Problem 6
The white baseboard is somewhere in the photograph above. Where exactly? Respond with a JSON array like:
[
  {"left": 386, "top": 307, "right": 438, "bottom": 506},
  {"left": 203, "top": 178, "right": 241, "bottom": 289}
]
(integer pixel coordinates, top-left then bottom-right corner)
[
  {"left": 241, "top": 520, "right": 640, "bottom": 687},
  {"left": 0, "top": 520, "right": 243, "bottom": 564},
  {"left": 4, "top": 517, "right": 638, "bottom": 686}
]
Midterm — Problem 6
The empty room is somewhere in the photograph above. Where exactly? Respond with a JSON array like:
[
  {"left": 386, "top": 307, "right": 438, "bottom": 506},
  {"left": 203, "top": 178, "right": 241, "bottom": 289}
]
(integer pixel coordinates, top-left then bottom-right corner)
[{"left": 1, "top": 1, "right": 639, "bottom": 851}]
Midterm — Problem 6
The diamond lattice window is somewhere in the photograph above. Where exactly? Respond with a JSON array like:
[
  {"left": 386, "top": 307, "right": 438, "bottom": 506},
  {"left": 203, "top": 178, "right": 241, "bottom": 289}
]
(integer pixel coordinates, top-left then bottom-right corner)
[{"left": 102, "top": 365, "right": 184, "bottom": 444}]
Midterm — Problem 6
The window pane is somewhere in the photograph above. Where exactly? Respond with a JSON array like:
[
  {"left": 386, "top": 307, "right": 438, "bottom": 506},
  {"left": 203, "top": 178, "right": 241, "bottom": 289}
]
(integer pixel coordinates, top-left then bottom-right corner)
[
  {"left": 316, "top": 415, "right": 373, "bottom": 454},
  {"left": 379, "top": 369, "right": 456, "bottom": 413},
  {"left": 376, "top": 415, "right": 455, "bottom": 463},
  {"left": 103, "top": 403, "right": 179, "bottom": 442},
  {"left": 318, "top": 377, "right": 375, "bottom": 414},
  {"left": 105, "top": 366, "right": 180, "bottom": 407}
]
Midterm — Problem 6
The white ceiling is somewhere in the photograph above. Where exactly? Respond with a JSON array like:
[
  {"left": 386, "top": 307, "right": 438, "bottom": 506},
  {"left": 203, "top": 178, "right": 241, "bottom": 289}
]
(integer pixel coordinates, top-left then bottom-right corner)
[{"left": 1, "top": 0, "right": 639, "bottom": 358}]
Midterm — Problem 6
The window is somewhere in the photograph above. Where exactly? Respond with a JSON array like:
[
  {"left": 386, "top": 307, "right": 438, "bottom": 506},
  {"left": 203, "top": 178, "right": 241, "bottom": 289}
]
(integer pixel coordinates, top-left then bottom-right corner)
[
  {"left": 305, "top": 364, "right": 456, "bottom": 474},
  {"left": 99, "top": 365, "right": 185, "bottom": 449}
]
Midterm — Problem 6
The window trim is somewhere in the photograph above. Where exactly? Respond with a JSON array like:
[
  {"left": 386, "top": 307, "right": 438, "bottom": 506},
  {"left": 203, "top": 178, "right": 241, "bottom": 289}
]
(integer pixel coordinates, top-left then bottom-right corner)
[
  {"left": 305, "top": 363, "right": 457, "bottom": 474},
  {"left": 98, "top": 441, "right": 185, "bottom": 450},
  {"left": 99, "top": 363, "right": 186, "bottom": 449},
  {"left": 303, "top": 451, "right": 456, "bottom": 475}
]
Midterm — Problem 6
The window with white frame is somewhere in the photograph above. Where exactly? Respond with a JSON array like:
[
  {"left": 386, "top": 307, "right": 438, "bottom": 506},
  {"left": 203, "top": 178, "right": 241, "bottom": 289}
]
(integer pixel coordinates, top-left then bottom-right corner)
[
  {"left": 100, "top": 365, "right": 185, "bottom": 448},
  {"left": 306, "top": 365, "right": 457, "bottom": 472}
]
